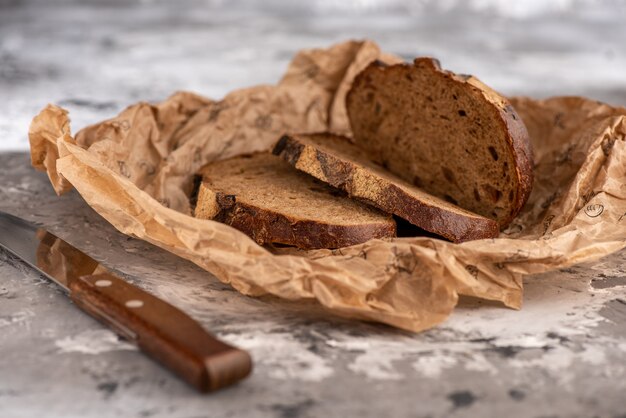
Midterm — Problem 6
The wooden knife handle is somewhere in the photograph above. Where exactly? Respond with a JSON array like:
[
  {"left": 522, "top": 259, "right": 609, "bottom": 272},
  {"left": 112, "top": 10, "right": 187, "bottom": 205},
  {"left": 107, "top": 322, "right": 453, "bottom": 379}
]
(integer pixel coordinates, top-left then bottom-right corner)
[{"left": 68, "top": 272, "right": 252, "bottom": 392}]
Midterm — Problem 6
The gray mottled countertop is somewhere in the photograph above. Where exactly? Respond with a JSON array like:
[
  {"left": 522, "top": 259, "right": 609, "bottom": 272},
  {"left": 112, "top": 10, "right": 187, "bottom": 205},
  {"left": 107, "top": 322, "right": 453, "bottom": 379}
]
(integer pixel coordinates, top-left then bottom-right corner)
[{"left": 1, "top": 1, "right": 626, "bottom": 417}]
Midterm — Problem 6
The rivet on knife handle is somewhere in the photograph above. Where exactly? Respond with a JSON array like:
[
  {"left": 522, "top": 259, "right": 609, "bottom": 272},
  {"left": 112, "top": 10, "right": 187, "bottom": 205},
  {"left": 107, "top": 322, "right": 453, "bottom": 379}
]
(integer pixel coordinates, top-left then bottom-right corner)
[{"left": 70, "top": 272, "right": 253, "bottom": 392}]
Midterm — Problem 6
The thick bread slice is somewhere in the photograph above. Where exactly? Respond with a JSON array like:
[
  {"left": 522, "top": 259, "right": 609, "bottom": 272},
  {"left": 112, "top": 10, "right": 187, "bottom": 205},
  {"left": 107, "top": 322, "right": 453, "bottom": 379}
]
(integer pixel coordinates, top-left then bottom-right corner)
[
  {"left": 273, "top": 133, "right": 499, "bottom": 242},
  {"left": 346, "top": 58, "right": 533, "bottom": 228},
  {"left": 194, "top": 153, "right": 396, "bottom": 249}
]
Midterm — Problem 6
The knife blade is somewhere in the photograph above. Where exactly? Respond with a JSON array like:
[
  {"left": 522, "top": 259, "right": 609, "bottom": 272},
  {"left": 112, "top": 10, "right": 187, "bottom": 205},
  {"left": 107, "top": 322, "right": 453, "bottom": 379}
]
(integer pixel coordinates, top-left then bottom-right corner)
[{"left": 0, "top": 210, "right": 252, "bottom": 392}]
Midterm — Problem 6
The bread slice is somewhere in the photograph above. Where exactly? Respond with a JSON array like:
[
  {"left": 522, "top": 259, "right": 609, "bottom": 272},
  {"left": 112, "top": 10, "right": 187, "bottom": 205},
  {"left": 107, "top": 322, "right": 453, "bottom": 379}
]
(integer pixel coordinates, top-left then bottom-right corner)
[
  {"left": 273, "top": 133, "right": 499, "bottom": 242},
  {"left": 346, "top": 58, "right": 533, "bottom": 228},
  {"left": 194, "top": 153, "right": 396, "bottom": 249}
]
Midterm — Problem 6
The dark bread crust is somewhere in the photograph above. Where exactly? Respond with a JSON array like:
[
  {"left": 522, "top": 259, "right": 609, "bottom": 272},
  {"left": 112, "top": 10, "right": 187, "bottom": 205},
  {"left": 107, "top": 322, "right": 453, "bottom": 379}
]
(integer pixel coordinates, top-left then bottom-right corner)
[
  {"left": 438, "top": 58, "right": 534, "bottom": 226},
  {"left": 194, "top": 154, "right": 396, "bottom": 250},
  {"left": 201, "top": 191, "right": 396, "bottom": 249},
  {"left": 346, "top": 57, "right": 534, "bottom": 228},
  {"left": 273, "top": 134, "right": 499, "bottom": 242},
  {"left": 497, "top": 102, "right": 534, "bottom": 227}
]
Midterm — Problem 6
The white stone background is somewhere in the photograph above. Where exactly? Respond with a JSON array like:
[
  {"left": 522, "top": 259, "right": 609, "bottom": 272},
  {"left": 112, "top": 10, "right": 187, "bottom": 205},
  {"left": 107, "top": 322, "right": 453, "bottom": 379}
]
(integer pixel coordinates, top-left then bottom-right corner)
[{"left": 1, "top": 0, "right": 625, "bottom": 150}]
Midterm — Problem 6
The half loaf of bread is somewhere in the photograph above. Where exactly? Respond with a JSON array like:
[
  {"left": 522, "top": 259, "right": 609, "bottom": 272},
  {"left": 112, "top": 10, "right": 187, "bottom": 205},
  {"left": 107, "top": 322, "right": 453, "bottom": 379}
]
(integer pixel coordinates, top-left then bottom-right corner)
[
  {"left": 346, "top": 58, "right": 533, "bottom": 227},
  {"left": 194, "top": 153, "right": 396, "bottom": 249}
]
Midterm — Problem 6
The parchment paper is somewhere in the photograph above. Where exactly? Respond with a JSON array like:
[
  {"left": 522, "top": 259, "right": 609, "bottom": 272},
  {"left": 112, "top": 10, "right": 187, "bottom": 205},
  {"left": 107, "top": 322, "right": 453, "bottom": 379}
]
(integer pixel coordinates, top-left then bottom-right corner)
[{"left": 28, "top": 40, "right": 626, "bottom": 332}]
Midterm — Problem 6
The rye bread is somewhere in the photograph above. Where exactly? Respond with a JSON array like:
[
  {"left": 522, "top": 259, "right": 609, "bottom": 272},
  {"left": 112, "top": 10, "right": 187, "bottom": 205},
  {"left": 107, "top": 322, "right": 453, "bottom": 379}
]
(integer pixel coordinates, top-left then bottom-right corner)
[
  {"left": 346, "top": 58, "right": 533, "bottom": 228},
  {"left": 194, "top": 153, "right": 396, "bottom": 249},
  {"left": 273, "top": 133, "right": 499, "bottom": 242}
]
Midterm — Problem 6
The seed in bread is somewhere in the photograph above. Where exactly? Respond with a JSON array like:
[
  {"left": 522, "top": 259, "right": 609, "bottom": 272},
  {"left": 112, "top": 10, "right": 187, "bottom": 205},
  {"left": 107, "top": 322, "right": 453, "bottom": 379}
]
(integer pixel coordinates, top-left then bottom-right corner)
[
  {"left": 346, "top": 58, "right": 533, "bottom": 228},
  {"left": 194, "top": 153, "right": 396, "bottom": 249}
]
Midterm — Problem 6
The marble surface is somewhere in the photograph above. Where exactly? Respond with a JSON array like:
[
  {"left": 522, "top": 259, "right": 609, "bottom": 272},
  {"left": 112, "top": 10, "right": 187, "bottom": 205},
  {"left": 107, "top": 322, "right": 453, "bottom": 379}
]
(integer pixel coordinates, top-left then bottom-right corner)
[
  {"left": 1, "top": 1, "right": 626, "bottom": 417},
  {"left": 3, "top": 154, "right": 626, "bottom": 417}
]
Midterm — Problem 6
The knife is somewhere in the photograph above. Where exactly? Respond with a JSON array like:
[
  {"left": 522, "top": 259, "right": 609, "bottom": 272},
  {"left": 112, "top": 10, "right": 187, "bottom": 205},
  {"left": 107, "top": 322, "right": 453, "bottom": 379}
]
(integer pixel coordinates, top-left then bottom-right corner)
[{"left": 0, "top": 211, "right": 252, "bottom": 392}]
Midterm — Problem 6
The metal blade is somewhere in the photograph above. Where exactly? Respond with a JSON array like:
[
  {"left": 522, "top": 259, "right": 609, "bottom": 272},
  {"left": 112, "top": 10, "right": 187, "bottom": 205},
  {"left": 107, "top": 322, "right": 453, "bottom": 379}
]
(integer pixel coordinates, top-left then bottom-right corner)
[
  {"left": 0, "top": 211, "right": 41, "bottom": 265},
  {"left": 0, "top": 211, "right": 100, "bottom": 293}
]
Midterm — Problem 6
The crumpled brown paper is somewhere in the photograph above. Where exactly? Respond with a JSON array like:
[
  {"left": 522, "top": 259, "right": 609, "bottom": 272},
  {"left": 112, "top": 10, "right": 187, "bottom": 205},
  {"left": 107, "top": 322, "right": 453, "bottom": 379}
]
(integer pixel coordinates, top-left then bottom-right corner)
[{"left": 28, "top": 40, "right": 626, "bottom": 332}]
